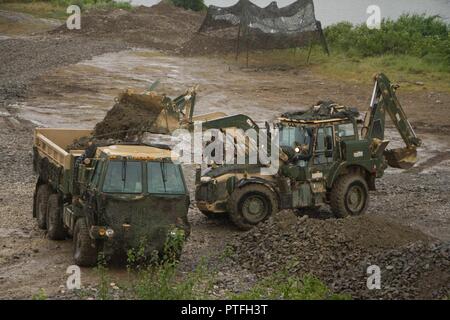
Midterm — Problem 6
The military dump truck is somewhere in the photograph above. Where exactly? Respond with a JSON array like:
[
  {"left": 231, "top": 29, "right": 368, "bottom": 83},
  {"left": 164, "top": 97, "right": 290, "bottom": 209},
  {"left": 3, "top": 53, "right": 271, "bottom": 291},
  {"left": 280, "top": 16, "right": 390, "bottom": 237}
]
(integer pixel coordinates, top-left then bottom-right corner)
[
  {"left": 33, "top": 128, "right": 190, "bottom": 266},
  {"left": 194, "top": 73, "right": 422, "bottom": 229}
]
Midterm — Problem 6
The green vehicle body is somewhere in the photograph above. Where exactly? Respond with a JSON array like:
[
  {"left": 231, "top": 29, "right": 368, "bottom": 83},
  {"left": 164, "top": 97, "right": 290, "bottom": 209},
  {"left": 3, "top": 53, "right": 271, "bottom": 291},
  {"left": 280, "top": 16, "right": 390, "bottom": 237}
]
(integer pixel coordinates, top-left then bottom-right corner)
[
  {"left": 194, "top": 73, "right": 421, "bottom": 229},
  {"left": 32, "top": 129, "right": 190, "bottom": 266}
]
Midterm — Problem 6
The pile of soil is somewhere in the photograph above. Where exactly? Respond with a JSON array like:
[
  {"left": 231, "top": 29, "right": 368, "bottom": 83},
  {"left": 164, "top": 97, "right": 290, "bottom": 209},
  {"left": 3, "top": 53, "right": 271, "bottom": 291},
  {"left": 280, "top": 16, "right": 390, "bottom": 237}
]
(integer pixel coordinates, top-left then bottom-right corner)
[
  {"left": 52, "top": 3, "right": 204, "bottom": 50},
  {"left": 93, "top": 90, "right": 167, "bottom": 139},
  {"left": 230, "top": 211, "right": 450, "bottom": 299},
  {"left": 179, "top": 28, "right": 239, "bottom": 56},
  {"left": 68, "top": 90, "right": 170, "bottom": 149}
]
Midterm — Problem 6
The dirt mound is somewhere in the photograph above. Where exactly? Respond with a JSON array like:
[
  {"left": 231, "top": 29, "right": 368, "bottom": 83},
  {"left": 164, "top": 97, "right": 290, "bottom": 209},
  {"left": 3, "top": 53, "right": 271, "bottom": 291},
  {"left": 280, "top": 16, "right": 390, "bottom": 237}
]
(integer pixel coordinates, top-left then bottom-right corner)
[
  {"left": 52, "top": 3, "right": 204, "bottom": 50},
  {"left": 179, "top": 28, "right": 239, "bottom": 56},
  {"left": 230, "top": 211, "right": 449, "bottom": 299}
]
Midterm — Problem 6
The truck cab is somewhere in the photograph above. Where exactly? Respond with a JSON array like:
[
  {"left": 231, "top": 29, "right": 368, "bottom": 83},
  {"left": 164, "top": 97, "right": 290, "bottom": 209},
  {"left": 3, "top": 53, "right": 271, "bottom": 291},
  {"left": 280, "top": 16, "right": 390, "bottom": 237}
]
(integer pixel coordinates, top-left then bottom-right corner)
[{"left": 68, "top": 145, "right": 190, "bottom": 265}]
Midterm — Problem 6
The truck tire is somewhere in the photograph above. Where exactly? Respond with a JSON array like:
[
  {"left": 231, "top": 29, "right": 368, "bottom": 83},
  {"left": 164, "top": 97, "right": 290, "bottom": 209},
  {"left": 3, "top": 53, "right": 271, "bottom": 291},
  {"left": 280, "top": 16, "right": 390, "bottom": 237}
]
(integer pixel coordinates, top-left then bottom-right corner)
[
  {"left": 228, "top": 184, "right": 278, "bottom": 230},
  {"left": 36, "top": 184, "right": 51, "bottom": 229},
  {"left": 46, "top": 193, "right": 66, "bottom": 240},
  {"left": 330, "top": 174, "right": 369, "bottom": 218},
  {"left": 73, "top": 218, "right": 97, "bottom": 267}
]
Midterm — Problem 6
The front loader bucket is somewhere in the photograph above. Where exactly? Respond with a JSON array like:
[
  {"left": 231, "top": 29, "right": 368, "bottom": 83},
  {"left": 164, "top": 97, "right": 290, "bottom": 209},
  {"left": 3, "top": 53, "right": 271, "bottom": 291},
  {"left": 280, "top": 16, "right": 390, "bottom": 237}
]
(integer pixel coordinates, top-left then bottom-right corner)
[{"left": 384, "top": 147, "right": 418, "bottom": 169}]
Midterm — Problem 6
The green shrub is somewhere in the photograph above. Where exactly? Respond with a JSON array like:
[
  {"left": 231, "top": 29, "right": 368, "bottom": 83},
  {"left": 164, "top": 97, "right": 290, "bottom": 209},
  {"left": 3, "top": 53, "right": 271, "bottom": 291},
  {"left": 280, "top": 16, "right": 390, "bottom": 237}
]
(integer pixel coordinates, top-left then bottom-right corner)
[
  {"left": 324, "top": 14, "right": 449, "bottom": 66},
  {"left": 170, "top": 0, "right": 206, "bottom": 12}
]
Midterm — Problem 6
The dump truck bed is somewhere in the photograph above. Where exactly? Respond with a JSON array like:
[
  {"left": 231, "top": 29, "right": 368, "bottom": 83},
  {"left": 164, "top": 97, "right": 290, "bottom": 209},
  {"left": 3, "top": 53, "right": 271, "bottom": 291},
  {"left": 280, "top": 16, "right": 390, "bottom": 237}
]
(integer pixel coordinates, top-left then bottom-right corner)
[{"left": 34, "top": 128, "right": 92, "bottom": 170}]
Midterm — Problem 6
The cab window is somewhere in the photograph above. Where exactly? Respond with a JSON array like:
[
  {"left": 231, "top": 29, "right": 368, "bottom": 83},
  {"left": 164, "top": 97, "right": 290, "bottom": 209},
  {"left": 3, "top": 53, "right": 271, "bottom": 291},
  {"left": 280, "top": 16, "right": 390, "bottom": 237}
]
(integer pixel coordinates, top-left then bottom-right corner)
[
  {"left": 147, "top": 162, "right": 185, "bottom": 194},
  {"left": 314, "top": 126, "right": 334, "bottom": 164},
  {"left": 90, "top": 160, "right": 102, "bottom": 188},
  {"left": 103, "top": 161, "right": 143, "bottom": 194},
  {"left": 337, "top": 123, "right": 355, "bottom": 137}
]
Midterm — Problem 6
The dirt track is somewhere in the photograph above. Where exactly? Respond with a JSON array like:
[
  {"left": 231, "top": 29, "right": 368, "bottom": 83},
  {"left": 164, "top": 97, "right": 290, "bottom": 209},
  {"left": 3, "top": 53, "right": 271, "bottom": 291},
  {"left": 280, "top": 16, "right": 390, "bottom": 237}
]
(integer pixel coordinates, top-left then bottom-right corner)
[{"left": 0, "top": 5, "right": 449, "bottom": 299}]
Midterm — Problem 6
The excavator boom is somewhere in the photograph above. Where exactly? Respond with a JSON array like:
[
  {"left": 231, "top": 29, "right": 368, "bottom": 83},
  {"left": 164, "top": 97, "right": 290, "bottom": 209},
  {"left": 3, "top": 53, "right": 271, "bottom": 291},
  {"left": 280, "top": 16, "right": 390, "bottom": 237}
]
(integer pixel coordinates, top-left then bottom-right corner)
[{"left": 364, "top": 73, "right": 422, "bottom": 169}]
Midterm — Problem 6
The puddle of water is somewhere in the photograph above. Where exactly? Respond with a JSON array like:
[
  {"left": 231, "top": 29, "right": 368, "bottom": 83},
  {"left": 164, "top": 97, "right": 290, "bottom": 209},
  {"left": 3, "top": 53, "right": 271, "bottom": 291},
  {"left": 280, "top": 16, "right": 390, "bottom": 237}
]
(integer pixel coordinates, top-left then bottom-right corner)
[{"left": 15, "top": 49, "right": 308, "bottom": 128}]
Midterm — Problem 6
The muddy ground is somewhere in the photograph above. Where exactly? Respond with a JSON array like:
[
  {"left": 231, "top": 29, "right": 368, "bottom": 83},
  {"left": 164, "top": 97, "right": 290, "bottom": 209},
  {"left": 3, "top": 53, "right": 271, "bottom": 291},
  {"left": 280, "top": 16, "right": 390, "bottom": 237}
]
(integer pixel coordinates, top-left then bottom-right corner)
[{"left": 0, "top": 5, "right": 449, "bottom": 299}]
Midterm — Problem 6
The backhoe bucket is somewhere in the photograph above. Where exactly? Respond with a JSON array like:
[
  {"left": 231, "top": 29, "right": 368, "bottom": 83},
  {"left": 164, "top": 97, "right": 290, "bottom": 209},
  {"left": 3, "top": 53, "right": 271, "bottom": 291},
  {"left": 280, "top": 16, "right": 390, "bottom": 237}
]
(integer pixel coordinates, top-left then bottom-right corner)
[{"left": 384, "top": 147, "right": 418, "bottom": 169}]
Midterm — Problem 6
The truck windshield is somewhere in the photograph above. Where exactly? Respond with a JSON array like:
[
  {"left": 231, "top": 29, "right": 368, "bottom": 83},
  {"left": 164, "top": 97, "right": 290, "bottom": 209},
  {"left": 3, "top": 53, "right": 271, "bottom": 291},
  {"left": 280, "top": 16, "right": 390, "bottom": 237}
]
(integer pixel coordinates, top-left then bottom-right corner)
[
  {"left": 103, "top": 161, "right": 143, "bottom": 194},
  {"left": 279, "top": 125, "right": 312, "bottom": 150},
  {"left": 147, "top": 162, "right": 185, "bottom": 195}
]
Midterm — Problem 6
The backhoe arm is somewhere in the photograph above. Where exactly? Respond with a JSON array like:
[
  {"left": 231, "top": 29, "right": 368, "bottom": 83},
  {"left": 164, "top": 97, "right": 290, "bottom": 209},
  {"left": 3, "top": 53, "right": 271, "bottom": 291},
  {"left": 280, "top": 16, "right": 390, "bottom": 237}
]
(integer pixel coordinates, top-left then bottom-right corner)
[{"left": 363, "top": 73, "right": 421, "bottom": 169}]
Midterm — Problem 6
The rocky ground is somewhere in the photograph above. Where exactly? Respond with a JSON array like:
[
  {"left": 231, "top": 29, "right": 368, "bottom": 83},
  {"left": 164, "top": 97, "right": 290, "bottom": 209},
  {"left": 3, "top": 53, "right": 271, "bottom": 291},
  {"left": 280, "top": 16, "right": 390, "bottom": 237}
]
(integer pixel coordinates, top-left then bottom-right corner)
[{"left": 0, "top": 4, "right": 449, "bottom": 299}]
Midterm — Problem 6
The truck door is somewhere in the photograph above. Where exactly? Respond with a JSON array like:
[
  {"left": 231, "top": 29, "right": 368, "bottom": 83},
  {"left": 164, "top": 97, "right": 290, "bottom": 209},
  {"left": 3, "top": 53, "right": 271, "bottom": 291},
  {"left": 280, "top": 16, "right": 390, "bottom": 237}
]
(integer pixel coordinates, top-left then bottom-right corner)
[{"left": 309, "top": 126, "right": 334, "bottom": 198}]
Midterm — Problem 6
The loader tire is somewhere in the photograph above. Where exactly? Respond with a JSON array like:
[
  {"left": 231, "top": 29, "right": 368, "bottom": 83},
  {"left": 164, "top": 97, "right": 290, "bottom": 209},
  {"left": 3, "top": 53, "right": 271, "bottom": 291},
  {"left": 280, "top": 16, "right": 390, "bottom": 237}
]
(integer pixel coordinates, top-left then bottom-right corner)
[
  {"left": 330, "top": 173, "right": 369, "bottom": 218},
  {"left": 228, "top": 184, "right": 278, "bottom": 231},
  {"left": 73, "top": 218, "right": 97, "bottom": 267},
  {"left": 36, "top": 184, "right": 51, "bottom": 229},
  {"left": 47, "top": 193, "right": 66, "bottom": 240}
]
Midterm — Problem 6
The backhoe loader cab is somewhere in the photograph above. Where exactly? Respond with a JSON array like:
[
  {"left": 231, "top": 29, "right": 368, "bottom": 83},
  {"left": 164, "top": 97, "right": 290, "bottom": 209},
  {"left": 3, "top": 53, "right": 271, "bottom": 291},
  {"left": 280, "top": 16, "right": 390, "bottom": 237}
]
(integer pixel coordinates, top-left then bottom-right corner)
[{"left": 195, "top": 73, "right": 421, "bottom": 230}]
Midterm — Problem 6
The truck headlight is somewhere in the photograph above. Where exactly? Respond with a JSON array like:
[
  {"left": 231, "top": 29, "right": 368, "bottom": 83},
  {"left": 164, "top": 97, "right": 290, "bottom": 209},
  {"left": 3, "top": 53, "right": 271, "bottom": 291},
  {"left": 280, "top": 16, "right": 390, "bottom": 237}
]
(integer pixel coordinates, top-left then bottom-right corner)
[{"left": 106, "top": 228, "right": 114, "bottom": 238}]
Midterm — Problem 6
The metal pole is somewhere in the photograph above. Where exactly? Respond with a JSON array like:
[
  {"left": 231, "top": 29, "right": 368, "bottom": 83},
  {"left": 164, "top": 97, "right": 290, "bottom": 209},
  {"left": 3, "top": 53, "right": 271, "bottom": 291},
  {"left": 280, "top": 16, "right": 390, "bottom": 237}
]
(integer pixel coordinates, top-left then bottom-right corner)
[
  {"left": 246, "top": 27, "right": 250, "bottom": 68},
  {"left": 235, "top": 23, "right": 241, "bottom": 61}
]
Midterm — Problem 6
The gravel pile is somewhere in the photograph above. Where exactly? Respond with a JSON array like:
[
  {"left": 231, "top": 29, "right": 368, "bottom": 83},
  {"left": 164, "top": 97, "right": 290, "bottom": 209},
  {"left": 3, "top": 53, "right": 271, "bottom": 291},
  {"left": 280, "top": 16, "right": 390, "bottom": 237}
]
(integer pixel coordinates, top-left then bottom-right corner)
[{"left": 230, "top": 211, "right": 449, "bottom": 299}]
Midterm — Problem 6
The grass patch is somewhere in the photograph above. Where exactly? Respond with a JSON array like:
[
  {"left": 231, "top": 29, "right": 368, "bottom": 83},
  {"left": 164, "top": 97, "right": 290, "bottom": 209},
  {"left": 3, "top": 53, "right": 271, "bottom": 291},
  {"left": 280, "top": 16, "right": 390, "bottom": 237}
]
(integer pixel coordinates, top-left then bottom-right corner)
[
  {"left": 0, "top": 2, "right": 67, "bottom": 20},
  {"left": 230, "top": 271, "right": 351, "bottom": 300},
  {"left": 0, "top": 0, "right": 132, "bottom": 20}
]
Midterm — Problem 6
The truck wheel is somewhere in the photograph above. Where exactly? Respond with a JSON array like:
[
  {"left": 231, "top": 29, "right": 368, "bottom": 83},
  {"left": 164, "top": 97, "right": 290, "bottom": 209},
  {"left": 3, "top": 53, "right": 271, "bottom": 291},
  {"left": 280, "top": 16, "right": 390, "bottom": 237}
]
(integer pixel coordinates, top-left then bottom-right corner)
[
  {"left": 228, "top": 184, "right": 278, "bottom": 230},
  {"left": 36, "top": 184, "right": 51, "bottom": 229},
  {"left": 73, "top": 218, "right": 97, "bottom": 267},
  {"left": 330, "top": 174, "right": 369, "bottom": 218},
  {"left": 46, "top": 194, "right": 66, "bottom": 240}
]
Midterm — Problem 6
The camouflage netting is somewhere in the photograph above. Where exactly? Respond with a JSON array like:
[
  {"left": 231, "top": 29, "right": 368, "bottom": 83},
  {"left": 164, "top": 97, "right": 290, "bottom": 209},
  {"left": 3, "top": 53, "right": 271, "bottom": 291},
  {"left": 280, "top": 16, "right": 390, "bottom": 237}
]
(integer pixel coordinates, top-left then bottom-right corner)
[{"left": 194, "top": 0, "right": 328, "bottom": 53}]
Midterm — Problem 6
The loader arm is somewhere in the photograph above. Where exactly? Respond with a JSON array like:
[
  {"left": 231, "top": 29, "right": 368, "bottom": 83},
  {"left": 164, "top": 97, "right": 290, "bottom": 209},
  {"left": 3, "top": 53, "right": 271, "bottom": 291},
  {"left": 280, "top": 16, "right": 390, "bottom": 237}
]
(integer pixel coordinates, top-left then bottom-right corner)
[{"left": 362, "top": 73, "right": 422, "bottom": 169}]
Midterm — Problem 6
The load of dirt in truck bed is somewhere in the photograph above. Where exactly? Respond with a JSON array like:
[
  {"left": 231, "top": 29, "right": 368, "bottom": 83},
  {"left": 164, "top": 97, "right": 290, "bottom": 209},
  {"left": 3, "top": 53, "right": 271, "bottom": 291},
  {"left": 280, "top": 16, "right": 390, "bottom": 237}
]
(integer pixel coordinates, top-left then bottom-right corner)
[
  {"left": 93, "top": 89, "right": 167, "bottom": 139},
  {"left": 51, "top": 3, "right": 204, "bottom": 50},
  {"left": 68, "top": 86, "right": 196, "bottom": 149},
  {"left": 229, "top": 211, "right": 449, "bottom": 299}
]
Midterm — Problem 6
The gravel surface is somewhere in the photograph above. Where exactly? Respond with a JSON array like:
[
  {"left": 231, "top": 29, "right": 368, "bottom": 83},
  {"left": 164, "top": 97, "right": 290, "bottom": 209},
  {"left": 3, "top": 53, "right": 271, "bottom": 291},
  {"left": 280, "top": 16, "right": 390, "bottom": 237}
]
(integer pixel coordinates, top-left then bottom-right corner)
[{"left": 0, "top": 36, "right": 128, "bottom": 101}]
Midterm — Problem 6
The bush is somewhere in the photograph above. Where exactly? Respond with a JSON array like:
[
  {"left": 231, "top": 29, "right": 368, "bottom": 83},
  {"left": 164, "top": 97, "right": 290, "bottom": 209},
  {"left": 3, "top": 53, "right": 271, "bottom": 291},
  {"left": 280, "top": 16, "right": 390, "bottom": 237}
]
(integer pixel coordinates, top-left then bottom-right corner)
[
  {"left": 324, "top": 14, "right": 450, "bottom": 67},
  {"left": 170, "top": 0, "right": 206, "bottom": 12}
]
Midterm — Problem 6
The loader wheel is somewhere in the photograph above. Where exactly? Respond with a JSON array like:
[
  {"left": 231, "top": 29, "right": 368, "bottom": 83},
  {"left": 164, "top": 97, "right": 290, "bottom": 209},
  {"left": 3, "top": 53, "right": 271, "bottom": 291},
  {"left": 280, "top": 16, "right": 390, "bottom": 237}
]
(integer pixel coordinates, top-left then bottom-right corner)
[
  {"left": 46, "top": 194, "right": 66, "bottom": 240},
  {"left": 73, "top": 218, "right": 97, "bottom": 267},
  {"left": 36, "top": 184, "right": 51, "bottom": 229},
  {"left": 228, "top": 184, "right": 278, "bottom": 230},
  {"left": 330, "top": 174, "right": 369, "bottom": 218}
]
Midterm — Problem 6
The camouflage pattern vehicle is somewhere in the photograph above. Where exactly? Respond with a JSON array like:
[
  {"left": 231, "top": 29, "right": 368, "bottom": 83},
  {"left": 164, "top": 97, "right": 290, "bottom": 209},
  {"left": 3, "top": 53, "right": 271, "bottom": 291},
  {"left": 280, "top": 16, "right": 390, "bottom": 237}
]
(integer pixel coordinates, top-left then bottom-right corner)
[
  {"left": 33, "top": 128, "right": 190, "bottom": 266},
  {"left": 195, "top": 73, "right": 422, "bottom": 229}
]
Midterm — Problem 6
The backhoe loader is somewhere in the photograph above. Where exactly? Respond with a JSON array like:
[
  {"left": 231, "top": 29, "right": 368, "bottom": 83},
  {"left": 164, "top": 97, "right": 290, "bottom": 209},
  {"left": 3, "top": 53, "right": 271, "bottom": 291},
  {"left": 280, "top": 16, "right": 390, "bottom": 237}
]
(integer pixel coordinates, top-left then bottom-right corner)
[{"left": 193, "top": 73, "right": 422, "bottom": 229}]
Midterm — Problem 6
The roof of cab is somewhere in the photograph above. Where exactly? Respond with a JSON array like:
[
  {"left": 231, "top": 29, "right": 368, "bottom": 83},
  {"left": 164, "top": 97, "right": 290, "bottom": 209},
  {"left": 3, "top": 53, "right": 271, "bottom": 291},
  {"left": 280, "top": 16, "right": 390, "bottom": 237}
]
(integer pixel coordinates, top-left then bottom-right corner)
[{"left": 96, "top": 145, "right": 174, "bottom": 161}]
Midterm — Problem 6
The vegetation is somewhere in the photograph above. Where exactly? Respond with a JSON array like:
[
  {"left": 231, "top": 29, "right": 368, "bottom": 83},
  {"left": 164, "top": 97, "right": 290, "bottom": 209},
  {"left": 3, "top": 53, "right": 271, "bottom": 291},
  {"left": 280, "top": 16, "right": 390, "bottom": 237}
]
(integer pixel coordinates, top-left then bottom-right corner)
[
  {"left": 31, "top": 288, "right": 48, "bottom": 300},
  {"left": 231, "top": 272, "right": 351, "bottom": 300},
  {"left": 325, "top": 14, "right": 450, "bottom": 68},
  {"left": 169, "top": 0, "right": 206, "bottom": 12},
  {"left": 230, "top": 14, "right": 450, "bottom": 92},
  {"left": 0, "top": 0, "right": 131, "bottom": 20}
]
